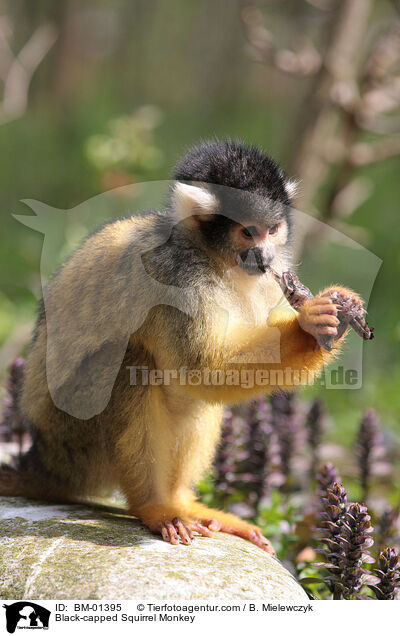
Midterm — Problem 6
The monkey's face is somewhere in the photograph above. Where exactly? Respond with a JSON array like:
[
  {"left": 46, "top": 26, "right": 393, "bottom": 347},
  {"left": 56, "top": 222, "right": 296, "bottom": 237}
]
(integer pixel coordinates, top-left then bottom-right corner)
[
  {"left": 229, "top": 218, "right": 289, "bottom": 275},
  {"left": 192, "top": 211, "right": 291, "bottom": 276},
  {"left": 172, "top": 181, "right": 293, "bottom": 276},
  {"left": 198, "top": 188, "right": 292, "bottom": 276}
]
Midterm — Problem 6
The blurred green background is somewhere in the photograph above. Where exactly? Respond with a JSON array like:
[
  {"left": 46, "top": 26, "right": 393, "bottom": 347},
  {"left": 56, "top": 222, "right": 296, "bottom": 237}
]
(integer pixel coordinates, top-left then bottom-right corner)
[{"left": 0, "top": 0, "right": 399, "bottom": 444}]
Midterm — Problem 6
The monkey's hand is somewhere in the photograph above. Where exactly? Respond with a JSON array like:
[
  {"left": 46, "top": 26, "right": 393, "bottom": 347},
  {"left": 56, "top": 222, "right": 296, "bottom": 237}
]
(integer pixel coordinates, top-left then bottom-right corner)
[
  {"left": 297, "top": 294, "right": 340, "bottom": 347},
  {"left": 321, "top": 285, "right": 372, "bottom": 341}
]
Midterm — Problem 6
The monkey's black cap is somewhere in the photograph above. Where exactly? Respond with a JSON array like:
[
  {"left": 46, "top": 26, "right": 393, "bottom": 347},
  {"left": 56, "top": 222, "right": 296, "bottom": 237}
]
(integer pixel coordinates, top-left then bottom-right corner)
[{"left": 173, "top": 139, "right": 291, "bottom": 205}]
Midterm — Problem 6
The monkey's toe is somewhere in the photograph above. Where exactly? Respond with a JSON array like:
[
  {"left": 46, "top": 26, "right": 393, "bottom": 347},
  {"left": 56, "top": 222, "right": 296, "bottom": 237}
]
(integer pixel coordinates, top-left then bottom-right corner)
[
  {"left": 188, "top": 521, "right": 214, "bottom": 537},
  {"left": 237, "top": 527, "right": 275, "bottom": 554},
  {"left": 159, "top": 517, "right": 215, "bottom": 544},
  {"left": 160, "top": 517, "right": 193, "bottom": 545},
  {"left": 199, "top": 517, "right": 221, "bottom": 532},
  {"left": 214, "top": 521, "right": 275, "bottom": 555},
  {"left": 250, "top": 529, "right": 275, "bottom": 554}
]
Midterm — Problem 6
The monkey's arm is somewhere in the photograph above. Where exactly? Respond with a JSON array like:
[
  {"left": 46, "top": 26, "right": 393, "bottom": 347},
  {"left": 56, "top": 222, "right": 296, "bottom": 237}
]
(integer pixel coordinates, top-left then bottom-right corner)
[{"left": 152, "top": 300, "right": 342, "bottom": 404}]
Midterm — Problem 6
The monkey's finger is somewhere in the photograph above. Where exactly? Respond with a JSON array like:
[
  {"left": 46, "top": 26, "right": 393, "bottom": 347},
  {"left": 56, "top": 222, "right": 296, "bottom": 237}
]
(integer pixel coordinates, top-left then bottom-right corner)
[
  {"left": 308, "top": 303, "right": 338, "bottom": 316},
  {"left": 309, "top": 314, "right": 339, "bottom": 327},
  {"left": 172, "top": 517, "right": 192, "bottom": 545},
  {"left": 189, "top": 522, "right": 214, "bottom": 538},
  {"left": 313, "top": 295, "right": 336, "bottom": 304},
  {"left": 164, "top": 521, "right": 180, "bottom": 545},
  {"left": 315, "top": 326, "right": 338, "bottom": 336}
]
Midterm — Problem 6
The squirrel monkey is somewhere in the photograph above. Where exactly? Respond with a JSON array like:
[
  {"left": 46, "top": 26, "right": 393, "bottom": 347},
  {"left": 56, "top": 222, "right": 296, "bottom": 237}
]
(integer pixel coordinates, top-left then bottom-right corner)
[{"left": 0, "top": 140, "right": 352, "bottom": 553}]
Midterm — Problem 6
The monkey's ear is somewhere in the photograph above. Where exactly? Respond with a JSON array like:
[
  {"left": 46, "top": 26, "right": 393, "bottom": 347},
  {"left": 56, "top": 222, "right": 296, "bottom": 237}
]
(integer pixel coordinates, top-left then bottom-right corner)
[
  {"left": 172, "top": 182, "right": 217, "bottom": 224},
  {"left": 285, "top": 178, "right": 300, "bottom": 200}
]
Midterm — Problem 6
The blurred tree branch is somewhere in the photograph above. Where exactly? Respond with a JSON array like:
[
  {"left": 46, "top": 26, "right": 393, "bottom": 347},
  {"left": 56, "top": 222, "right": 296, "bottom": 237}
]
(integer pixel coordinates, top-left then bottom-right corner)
[
  {"left": 240, "top": 0, "right": 400, "bottom": 254},
  {"left": 0, "top": 18, "right": 57, "bottom": 124},
  {"left": 240, "top": 1, "right": 322, "bottom": 76}
]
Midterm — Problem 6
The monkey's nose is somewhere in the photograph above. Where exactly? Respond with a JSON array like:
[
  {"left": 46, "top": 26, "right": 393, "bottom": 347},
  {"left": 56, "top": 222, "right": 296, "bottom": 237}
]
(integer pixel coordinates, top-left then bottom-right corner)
[{"left": 240, "top": 247, "right": 273, "bottom": 273}]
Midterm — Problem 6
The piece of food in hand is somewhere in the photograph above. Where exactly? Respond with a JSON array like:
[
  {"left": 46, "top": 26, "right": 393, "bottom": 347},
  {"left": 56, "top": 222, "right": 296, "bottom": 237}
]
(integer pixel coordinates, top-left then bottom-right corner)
[{"left": 269, "top": 269, "right": 374, "bottom": 351}]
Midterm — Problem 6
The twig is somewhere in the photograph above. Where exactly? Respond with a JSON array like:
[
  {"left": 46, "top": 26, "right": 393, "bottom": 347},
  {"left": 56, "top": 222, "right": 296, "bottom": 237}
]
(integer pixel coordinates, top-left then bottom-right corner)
[
  {"left": 0, "top": 22, "right": 57, "bottom": 124},
  {"left": 349, "top": 136, "right": 400, "bottom": 165},
  {"left": 240, "top": 0, "right": 321, "bottom": 76},
  {"left": 288, "top": 0, "right": 374, "bottom": 255}
]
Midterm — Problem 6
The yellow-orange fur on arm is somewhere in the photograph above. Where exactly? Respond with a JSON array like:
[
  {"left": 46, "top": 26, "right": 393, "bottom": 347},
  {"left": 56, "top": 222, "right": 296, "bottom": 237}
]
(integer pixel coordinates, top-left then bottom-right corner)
[{"left": 151, "top": 306, "right": 343, "bottom": 404}]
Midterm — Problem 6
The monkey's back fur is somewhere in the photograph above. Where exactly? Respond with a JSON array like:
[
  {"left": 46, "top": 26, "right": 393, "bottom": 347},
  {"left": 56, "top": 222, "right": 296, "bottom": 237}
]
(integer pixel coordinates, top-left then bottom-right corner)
[{"left": 10, "top": 213, "right": 223, "bottom": 503}]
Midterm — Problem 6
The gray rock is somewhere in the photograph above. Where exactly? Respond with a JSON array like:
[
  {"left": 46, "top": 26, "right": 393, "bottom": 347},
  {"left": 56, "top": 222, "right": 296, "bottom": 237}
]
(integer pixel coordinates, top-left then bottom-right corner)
[{"left": 0, "top": 497, "right": 308, "bottom": 600}]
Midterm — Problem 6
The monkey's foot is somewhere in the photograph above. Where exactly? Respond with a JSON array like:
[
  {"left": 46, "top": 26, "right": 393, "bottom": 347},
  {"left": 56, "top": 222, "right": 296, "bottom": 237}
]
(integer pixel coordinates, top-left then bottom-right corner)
[
  {"left": 136, "top": 503, "right": 275, "bottom": 554},
  {"left": 160, "top": 517, "right": 217, "bottom": 545},
  {"left": 135, "top": 504, "right": 215, "bottom": 546},
  {"left": 190, "top": 503, "right": 275, "bottom": 554}
]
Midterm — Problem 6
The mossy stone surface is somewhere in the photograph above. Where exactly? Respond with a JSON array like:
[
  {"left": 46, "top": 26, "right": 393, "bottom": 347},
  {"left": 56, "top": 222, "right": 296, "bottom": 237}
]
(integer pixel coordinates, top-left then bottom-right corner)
[{"left": 0, "top": 497, "right": 308, "bottom": 600}]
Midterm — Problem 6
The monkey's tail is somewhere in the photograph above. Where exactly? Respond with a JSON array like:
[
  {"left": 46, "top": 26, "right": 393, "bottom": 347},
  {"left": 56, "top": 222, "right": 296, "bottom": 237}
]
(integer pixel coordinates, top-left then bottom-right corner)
[
  {"left": 0, "top": 446, "right": 73, "bottom": 503},
  {"left": 0, "top": 444, "right": 46, "bottom": 499},
  {"left": 0, "top": 462, "right": 38, "bottom": 498},
  {"left": 0, "top": 356, "right": 49, "bottom": 500}
]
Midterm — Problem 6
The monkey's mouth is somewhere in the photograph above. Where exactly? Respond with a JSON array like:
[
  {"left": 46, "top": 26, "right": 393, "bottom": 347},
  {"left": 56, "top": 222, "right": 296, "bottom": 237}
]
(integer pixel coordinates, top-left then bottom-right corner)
[{"left": 238, "top": 248, "right": 271, "bottom": 275}]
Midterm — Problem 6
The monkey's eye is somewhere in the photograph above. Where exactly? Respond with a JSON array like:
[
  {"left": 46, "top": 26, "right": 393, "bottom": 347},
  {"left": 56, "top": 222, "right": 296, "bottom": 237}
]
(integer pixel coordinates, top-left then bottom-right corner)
[
  {"left": 269, "top": 224, "right": 280, "bottom": 236},
  {"left": 241, "top": 226, "right": 259, "bottom": 239}
]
